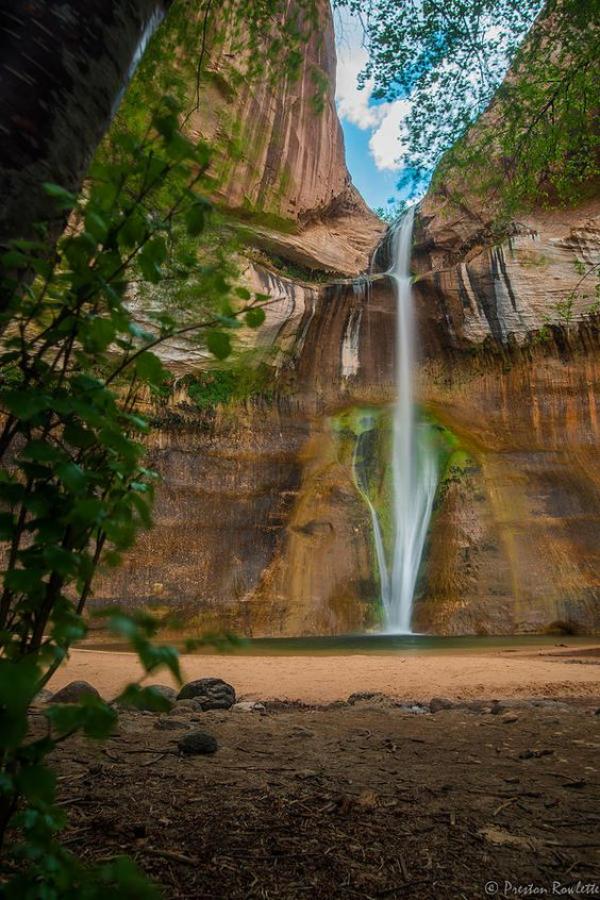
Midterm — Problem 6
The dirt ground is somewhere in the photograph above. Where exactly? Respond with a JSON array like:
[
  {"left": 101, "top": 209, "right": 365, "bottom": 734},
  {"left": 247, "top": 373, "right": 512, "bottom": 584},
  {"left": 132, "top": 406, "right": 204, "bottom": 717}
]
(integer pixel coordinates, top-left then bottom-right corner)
[
  {"left": 51, "top": 643, "right": 600, "bottom": 704},
  {"left": 34, "top": 694, "right": 600, "bottom": 900}
]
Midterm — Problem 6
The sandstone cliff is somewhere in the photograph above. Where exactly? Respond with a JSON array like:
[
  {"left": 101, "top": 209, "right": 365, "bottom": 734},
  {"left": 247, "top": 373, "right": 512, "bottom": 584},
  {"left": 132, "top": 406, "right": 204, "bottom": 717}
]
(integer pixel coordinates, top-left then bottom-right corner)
[
  {"left": 95, "top": 3, "right": 600, "bottom": 638},
  {"left": 407, "top": 113, "right": 600, "bottom": 634},
  {"left": 187, "top": 0, "right": 382, "bottom": 275}
]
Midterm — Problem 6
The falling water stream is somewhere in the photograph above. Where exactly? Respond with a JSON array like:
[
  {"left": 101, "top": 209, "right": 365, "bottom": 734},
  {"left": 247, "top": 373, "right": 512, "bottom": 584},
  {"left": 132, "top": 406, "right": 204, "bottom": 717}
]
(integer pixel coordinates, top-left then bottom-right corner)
[
  {"left": 364, "top": 209, "right": 438, "bottom": 634},
  {"left": 387, "top": 208, "right": 438, "bottom": 632}
]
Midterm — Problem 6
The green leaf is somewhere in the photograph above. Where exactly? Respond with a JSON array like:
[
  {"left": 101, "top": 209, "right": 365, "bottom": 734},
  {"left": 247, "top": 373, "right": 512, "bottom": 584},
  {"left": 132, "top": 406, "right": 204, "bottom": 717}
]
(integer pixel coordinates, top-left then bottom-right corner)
[
  {"left": 116, "top": 684, "right": 172, "bottom": 713},
  {"left": 98, "top": 855, "right": 162, "bottom": 898},
  {"left": 56, "top": 462, "right": 87, "bottom": 492},
  {"left": 119, "top": 209, "right": 148, "bottom": 249},
  {"left": 20, "top": 440, "right": 64, "bottom": 465},
  {"left": 85, "top": 317, "right": 115, "bottom": 352},
  {"left": 130, "top": 492, "right": 152, "bottom": 528},
  {"left": 245, "top": 307, "right": 266, "bottom": 328},
  {"left": 127, "top": 322, "right": 154, "bottom": 341},
  {"left": 153, "top": 112, "right": 178, "bottom": 141},
  {"left": 42, "top": 182, "right": 77, "bottom": 211},
  {"left": 138, "top": 237, "right": 167, "bottom": 284},
  {"left": 1, "top": 250, "right": 30, "bottom": 270},
  {"left": 42, "top": 546, "right": 79, "bottom": 577},
  {"left": 85, "top": 209, "right": 109, "bottom": 243},
  {"left": 63, "top": 422, "right": 96, "bottom": 450},
  {"left": 45, "top": 696, "right": 117, "bottom": 740},
  {"left": 44, "top": 703, "right": 82, "bottom": 736},
  {"left": 16, "top": 765, "right": 56, "bottom": 806},
  {"left": 137, "top": 643, "right": 181, "bottom": 681},
  {"left": 206, "top": 331, "right": 232, "bottom": 360},
  {"left": 67, "top": 498, "right": 105, "bottom": 528},
  {"left": 0, "top": 512, "right": 15, "bottom": 540},
  {"left": 166, "top": 132, "right": 197, "bottom": 162},
  {"left": 4, "top": 568, "right": 44, "bottom": 595},
  {"left": 185, "top": 200, "right": 210, "bottom": 236},
  {"left": 214, "top": 314, "right": 241, "bottom": 329},
  {"left": 80, "top": 697, "right": 118, "bottom": 739},
  {"left": 0, "top": 388, "right": 48, "bottom": 420},
  {"left": 133, "top": 351, "right": 166, "bottom": 385}
]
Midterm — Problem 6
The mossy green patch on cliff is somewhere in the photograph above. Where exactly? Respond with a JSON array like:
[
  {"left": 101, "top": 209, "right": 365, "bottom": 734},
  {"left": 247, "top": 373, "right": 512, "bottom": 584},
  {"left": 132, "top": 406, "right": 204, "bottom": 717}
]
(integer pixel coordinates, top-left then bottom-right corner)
[
  {"left": 244, "top": 247, "right": 335, "bottom": 284},
  {"left": 226, "top": 206, "right": 299, "bottom": 237},
  {"left": 329, "top": 405, "right": 476, "bottom": 621},
  {"left": 179, "top": 360, "right": 276, "bottom": 411},
  {"left": 329, "top": 405, "right": 393, "bottom": 617},
  {"left": 425, "top": 415, "right": 476, "bottom": 508}
]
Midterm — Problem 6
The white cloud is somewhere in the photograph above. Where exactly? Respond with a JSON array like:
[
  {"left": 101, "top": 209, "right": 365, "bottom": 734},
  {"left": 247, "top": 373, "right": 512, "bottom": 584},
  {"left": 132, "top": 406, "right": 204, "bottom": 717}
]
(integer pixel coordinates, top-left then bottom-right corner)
[
  {"left": 368, "top": 100, "right": 410, "bottom": 171},
  {"left": 335, "top": 46, "right": 380, "bottom": 130},
  {"left": 334, "top": 8, "right": 408, "bottom": 173}
]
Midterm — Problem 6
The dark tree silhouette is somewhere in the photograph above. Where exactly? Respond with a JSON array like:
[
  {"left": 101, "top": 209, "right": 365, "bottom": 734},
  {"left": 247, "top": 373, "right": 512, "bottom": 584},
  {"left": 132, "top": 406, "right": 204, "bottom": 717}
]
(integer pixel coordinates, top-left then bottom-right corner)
[{"left": 0, "top": 0, "right": 171, "bottom": 252}]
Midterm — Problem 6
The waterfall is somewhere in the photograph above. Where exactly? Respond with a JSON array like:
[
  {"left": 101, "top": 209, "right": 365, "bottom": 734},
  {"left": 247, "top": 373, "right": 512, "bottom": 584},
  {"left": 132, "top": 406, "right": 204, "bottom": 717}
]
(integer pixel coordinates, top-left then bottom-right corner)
[
  {"left": 385, "top": 208, "right": 438, "bottom": 633},
  {"left": 352, "top": 209, "right": 437, "bottom": 634},
  {"left": 346, "top": 209, "right": 438, "bottom": 633}
]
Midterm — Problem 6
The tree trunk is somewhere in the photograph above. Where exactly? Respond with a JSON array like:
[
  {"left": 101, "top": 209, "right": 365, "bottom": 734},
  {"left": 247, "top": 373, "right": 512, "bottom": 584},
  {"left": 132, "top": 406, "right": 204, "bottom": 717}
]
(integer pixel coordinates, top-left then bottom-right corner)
[{"left": 0, "top": 0, "right": 170, "bottom": 252}]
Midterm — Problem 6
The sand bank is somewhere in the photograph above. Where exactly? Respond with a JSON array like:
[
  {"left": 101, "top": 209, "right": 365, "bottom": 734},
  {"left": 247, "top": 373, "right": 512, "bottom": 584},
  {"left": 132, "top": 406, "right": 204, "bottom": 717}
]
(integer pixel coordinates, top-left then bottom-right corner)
[{"left": 50, "top": 643, "right": 600, "bottom": 703}]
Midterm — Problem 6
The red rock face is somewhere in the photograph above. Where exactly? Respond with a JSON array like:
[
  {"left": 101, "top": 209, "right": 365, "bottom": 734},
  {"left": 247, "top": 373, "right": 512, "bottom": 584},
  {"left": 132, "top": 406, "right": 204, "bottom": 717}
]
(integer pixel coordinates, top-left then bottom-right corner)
[
  {"left": 96, "top": 206, "right": 600, "bottom": 636},
  {"left": 185, "top": 0, "right": 383, "bottom": 275},
  {"left": 408, "top": 190, "right": 600, "bottom": 635},
  {"left": 93, "top": 3, "right": 600, "bottom": 637}
]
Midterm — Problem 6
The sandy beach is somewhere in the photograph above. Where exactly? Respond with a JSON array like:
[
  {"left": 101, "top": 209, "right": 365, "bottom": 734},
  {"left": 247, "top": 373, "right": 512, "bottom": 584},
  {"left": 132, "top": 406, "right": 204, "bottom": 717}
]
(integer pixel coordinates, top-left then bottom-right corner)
[{"left": 50, "top": 643, "right": 600, "bottom": 703}]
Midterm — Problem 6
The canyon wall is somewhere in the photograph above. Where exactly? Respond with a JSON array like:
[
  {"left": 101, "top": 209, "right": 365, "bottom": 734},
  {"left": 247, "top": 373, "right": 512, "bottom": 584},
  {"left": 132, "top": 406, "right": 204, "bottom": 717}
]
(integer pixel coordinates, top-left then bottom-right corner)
[
  {"left": 95, "top": 3, "right": 600, "bottom": 636},
  {"left": 187, "top": 0, "right": 382, "bottom": 275},
  {"left": 408, "top": 157, "right": 600, "bottom": 633}
]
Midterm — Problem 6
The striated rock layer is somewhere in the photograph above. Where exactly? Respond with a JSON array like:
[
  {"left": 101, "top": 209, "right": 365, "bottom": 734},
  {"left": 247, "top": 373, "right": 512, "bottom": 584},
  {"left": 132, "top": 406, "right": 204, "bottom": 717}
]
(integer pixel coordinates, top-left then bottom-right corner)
[
  {"left": 94, "top": 208, "right": 600, "bottom": 636},
  {"left": 406, "top": 177, "right": 600, "bottom": 634},
  {"left": 93, "top": 4, "right": 600, "bottom": 637}
]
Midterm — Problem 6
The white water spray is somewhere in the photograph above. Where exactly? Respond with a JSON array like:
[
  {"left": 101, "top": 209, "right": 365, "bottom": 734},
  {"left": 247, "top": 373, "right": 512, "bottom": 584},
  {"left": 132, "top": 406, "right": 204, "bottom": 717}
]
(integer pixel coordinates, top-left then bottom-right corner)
[{"left": 384, "top": 208, "right": 438, "bottom": 633}]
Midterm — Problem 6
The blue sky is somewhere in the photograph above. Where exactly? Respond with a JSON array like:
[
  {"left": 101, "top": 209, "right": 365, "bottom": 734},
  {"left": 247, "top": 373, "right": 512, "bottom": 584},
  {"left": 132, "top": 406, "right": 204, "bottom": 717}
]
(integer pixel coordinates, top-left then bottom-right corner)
[
  {"left": 333, "top": 9, "right": 412, "bottom": 213},
  {"left": 342, "top": 121, "right": 402, "bottom": 211},
  {"left": 333, "top": 7, "right": 534, "bottom": 213}
]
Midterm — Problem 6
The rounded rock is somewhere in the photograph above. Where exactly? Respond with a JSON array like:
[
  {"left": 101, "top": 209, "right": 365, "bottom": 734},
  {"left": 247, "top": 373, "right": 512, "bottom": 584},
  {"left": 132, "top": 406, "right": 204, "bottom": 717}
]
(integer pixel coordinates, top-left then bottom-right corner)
[
  {"left": 51, "top": 681, "right": 101, "bottom": 704},
  {"left": 141, "top": 684, "right": 177, "bottom": 710},
  {"left": 233, "top": 700, "right": 266, "bottom": 713},
  {"left": 30, "top": 688, "right": 53, "bottom": 706},
  {"left": 177, "top": 730, "right": 218, "bottom": 755},
  {"left": 177, "top": 677, "right": 236, "bottom": 710}
]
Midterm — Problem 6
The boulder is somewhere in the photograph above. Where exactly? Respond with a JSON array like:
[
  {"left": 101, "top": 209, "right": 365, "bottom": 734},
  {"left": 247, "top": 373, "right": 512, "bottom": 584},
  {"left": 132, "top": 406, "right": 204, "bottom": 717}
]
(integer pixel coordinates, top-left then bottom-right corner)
[
  {"left": 51, "top": 681, "right": 100, "bottom": 704},
  {"left": 177, "top": 678, "right": 235, "bottom": 710},
  {"left": 141, "top": 684, "right": 177, "bottom": 710},
  {"left": 429, "top": 697, "right": 454, "bottom": 714},
  {"left": 177, "top": 730, "right": 218, "bottom": 755},
  {"left": 30, "top": 688, "right": 53, "bottom": 706}
]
